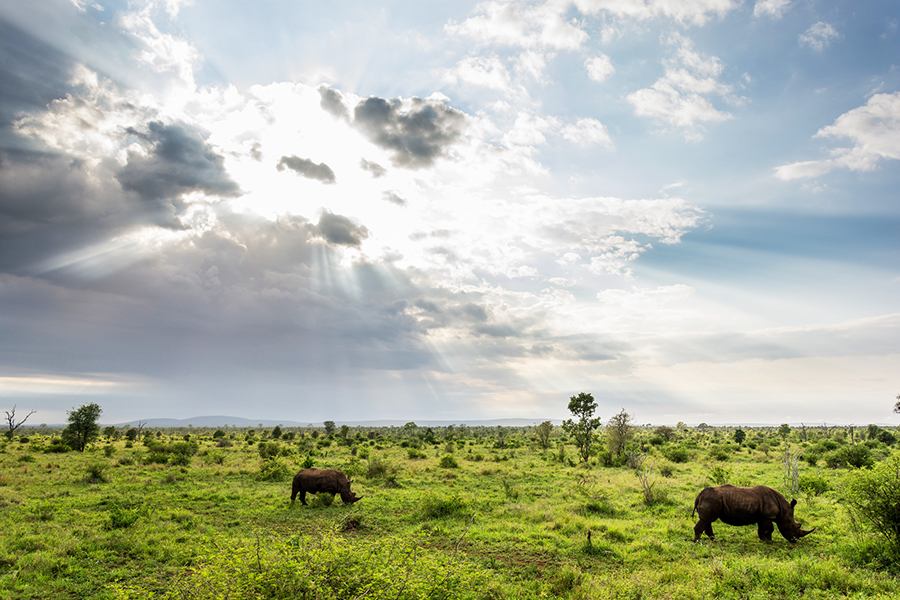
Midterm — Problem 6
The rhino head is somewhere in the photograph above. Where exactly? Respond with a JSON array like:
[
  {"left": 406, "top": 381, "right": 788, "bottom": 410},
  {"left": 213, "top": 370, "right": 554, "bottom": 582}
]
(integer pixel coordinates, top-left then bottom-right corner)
[{"left": 779, "top": 498, "right": 816, "bottom": 542}]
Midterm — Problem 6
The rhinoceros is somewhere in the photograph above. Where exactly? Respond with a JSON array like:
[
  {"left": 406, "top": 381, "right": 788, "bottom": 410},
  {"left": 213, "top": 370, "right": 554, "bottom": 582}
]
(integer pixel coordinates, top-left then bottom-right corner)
[
  {"left": 692, "top": 484, "right": 814, "bottom": 542},
  {"left": 291, "top": 468, "right": 362, "bottom": 506}
]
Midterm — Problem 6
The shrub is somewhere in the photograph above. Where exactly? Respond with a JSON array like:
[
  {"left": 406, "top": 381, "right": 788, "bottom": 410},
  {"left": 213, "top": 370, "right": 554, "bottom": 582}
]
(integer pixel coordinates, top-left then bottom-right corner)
[
  {"left": 109, "top": 531, "right": 495, "bottom": 599},
  {"left": 366, "top": 455, "right": 396, "bottom": 479},
  {"left": 84, "top": 463, "right": 108, "bottom": 484},
  {"left": 106, "top": 505, "right": 140, "bottom": 530},
  {"left": 438, "top": 454, "right": 459, "bottom": 468},
  {"left": 708, "top": 445, "right": 731, "bottom": 461},
  {"left": 843, "top": 453, "right": 900, "bottom": 549},
  {"left": 708, "top": 464, "right": 731, "bottom": 485},
  {"left": 800, "top": 474, "right": 831, "bottom": 496},
  {"left": 309, "top": 492, "right": 335, "bottom": 508},
  {"left": 825, "top": 445, "right": 874, "bottom": 469},
  {"left": 664, "top": 447, "right": 689, "bottom": 463},
  {"left": 406, "top": 448, "right": 426, "bottom": 460},
  {"left": 419, "top": 493, "right": 468, "bottom": 519},
  {"left": 258, "top": 457, "right": 292, "bottom": 481}
]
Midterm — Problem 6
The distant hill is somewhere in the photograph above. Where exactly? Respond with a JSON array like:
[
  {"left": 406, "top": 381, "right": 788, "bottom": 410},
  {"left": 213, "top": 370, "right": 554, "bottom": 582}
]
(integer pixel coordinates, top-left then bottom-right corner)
[{"left": 114, "top": 416, "right": 559, "bottom": 428}]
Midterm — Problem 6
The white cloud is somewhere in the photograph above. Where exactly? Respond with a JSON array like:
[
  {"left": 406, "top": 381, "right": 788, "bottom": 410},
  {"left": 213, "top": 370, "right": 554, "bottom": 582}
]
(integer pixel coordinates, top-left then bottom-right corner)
[
  {"left": 561, "top": 118, "right": 614, "bottom": 147},
  {"left": 753, "top": 0, "right": 790, "bottom": 19},
  {"left": 775, "top": 92, "right": 900, "bottom": 180},
  {"left": 574, "top": 0, "right": 738, "bottom": 26},
  {"left": 585, "top": 54, "right": 615, "bottom": 83},
  {"left": 442, "top": 55, "right": 515, "bottom": 92},
  {"left": 446, "top": 1, "right": 588, "bottom": 50},
  {"left": 799, "top": 21, "right": 840, "bottom": 52},
  {"left": 626, "top": 35, "right": 738, "bottom": 137}
]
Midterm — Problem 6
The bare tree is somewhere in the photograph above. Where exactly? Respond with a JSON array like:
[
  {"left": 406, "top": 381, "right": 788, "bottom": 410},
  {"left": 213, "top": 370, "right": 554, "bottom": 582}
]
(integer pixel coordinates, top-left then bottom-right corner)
[{"left": 5, "top": 405, "right": 36, "bottom": 440}]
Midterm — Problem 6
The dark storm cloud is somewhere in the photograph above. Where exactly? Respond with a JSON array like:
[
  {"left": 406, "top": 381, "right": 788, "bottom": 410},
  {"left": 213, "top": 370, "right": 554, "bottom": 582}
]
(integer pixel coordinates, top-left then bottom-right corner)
[
  {"left": 353, "top": 96, "right": 466, "bottom": 168},
  {"left": 117, "top": 121, "right": 241, "bottom": 226},
  {"left": 276, "top": 155, "right": 336, "bottom": 184},
  {"left": 0, "top": 19, "right": 73, "bottom": 135},
  {"left": 0, "top": 209, "right": 434, "bottom": 382},
  {"left": 0, "top": 149, "right": 138, "bottom": 274},
  {"left": 318, "top": 85, "right": 349, "bottom": 120},
  {"left": 382, "top": 191, "right": 406, "bottom": 206},
  {"left": 316, "top": 212, "right": 369, "bottom": 247},
  {"left": 360, "top": 158, "right": 386, "bottom": 178}
]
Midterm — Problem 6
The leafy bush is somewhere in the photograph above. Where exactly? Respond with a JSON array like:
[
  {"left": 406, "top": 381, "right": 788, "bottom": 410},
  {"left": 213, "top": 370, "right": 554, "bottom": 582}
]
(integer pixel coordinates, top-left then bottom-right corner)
[
  {"left": 438, "top": 454, "right": 459, "bottom": 468},
  {"left": 825, "top": 445, "right": 874, "bottom": 469},
  {"left": 708, "top": 464, "right": 731, "bottom": 485},
  {"left": 419, "top": 493, "right": 468, "bottom": 519},
  {"left": 366, "top": 455, "right": 396, "bottom": 479},
  {"left": 83, "top": 463, "right": 108, "bottom": 484},
  {"left": 664, "top": 447, "right": 689, "bottom": 463},
  {"left": 258, "top": 457, "right": 292, "bottom": 481},
  {"left": 407, "top": 448, "right": 426, "bottom": 460},
  {"left": 106, "top": 505, "right": 140, "bottom": 530},
  {"left": 843, "top": 453, "right": 900, "bottom": 549},
  {"left": 708, "top": 445, "right": 732, "bottom": 461},
  {"left": 800, "top": 474, "right": 831, "bottom": 496},
  {"left": 309, "top": 492, "right": 335, "bottom": 508},
  {"left": 110, "top": 531, "right": 495, "bottom": 600}
]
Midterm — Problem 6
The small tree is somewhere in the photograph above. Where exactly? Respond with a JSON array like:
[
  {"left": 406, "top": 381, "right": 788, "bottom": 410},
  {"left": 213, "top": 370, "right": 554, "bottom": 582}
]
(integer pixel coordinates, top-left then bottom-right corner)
[
  {"left": 271, "top": 425, "right": 283, "bottom": 439},
  {"left": 562, "top": 393, "right": 601, "bottom": 463},
  {"left": 62, "top": 403, "right": 102, "bottom": 452},
  {"left": 893, "top": 393, "right": 900, "bottom": 415},
  {"left": 5, "top": 405, "right": 36, "bottom": 440},
  {"left": 733, "top": 428, "right": 746, "bottom": 445},
  {"left": 778, "top": 423, "right": 791, "bottom": 441},
  {"left": 844, "top": 452, "right": 900, "bottom": 550},
  {"left": 323, "top": 421, "right": 336, "bottom": 436},
  {"left": 606, "top": 408, "right": 634, "bottom": 458},
  {"left": 535, "top": 421, "right": 553, "bottom": 450},
  {"left": 654, "top": 426, "right": 675, "bottom": 441}
]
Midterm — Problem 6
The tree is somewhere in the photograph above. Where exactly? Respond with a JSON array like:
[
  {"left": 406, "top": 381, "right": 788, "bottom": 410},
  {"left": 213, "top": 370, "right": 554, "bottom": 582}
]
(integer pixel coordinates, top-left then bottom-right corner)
[
  {"left": 654, "top": 426, "right": 675, "bottom": 441},
  {"left": 323, "top": 421, "right": 336, "bottom": 436},
  {"left": 535, "top": 421, "right": 553, "bottom": 450},
  {"left": 5, "top": 405, "right": 36, "bottom": 440},
  {"left": 62, "top": 403, "right": 102, "bottom": 452},
  {"left": 733, "top": 428, "right": 746, "bottom": 444},
  {"left": 606, "top": 408, "right": 634, "bottom": 458},
  {"left": 562, "top": 392, "right": 601, "bottom": 462},
  {"left": 271, "top": 425, "right": 283, "bottom": 439},
  {"left": 778, "top": 423, "right": 791, "bottom": 441},
  {"left": 894, "top": 393, "right": 900, "bottom": 415}
]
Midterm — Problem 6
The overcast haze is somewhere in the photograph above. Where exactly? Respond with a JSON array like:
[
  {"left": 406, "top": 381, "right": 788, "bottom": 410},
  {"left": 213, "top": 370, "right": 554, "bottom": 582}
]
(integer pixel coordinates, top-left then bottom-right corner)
[{"left": 1, "top": 0, "right": 898, "bottom": 426}]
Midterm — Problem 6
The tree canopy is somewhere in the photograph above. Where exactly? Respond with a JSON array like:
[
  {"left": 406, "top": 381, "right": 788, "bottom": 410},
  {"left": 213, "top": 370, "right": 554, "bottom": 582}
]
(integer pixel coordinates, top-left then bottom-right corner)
[
  {"left": 62, "top": 403, "right": 102, "bottom": 452},
  {"left": 562, "top": 392, "right": 601, "bottom": 462}
]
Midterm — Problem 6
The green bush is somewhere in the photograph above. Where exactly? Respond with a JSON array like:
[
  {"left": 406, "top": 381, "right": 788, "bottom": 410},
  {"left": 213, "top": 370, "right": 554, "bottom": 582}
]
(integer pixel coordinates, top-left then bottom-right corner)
[
  {"left": 843, "top": 453, "right": 900, "bottom": 550},
  {"left": 106, "top": 505, "right": 140, "bottom": 530},
  {"left": 825, "top": 445, "right": 874, "bottom": 469},
  {"left": 110, "top": 531, "right": 495, "bottom": 599},
  {"left": 438, "top": 454, "right": 459, "bottom": 468},
  {"left": 419, "top": 493, "right": 468, "bottom": 519},
  {"left": 800, "top": 474, "right": 831, "bottom": 496},
  {"left": 664, "top": 447, "right": 689, "bottom": 463},
  {"left": 258, "top": 457, "right": 292, "bottom": 481}
]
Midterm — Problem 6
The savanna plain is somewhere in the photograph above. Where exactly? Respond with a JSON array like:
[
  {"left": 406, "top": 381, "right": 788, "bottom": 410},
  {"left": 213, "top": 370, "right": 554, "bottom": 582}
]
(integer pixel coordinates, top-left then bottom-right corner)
[{"left": 2, "top": 417, "right": 900, "bottom": 599}]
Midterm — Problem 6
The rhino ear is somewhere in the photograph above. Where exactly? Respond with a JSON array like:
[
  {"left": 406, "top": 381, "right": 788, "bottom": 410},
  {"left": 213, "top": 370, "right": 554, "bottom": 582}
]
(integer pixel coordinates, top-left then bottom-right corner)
[{"left": 790, "top": 499, "right": 797, "bottom": 508}]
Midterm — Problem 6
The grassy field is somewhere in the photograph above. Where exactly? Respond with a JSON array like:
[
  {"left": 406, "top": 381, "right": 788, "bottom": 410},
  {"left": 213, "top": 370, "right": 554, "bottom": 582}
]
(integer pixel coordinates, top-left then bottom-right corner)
[{"left": 0, "top": 423, "right": 898, "bottom": 599}]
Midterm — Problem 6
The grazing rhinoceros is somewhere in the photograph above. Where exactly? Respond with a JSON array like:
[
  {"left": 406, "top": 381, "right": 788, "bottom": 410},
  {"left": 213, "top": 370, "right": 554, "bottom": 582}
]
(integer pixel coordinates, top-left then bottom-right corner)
[
  {"left": 692, "top": 484, "right": 814, "bottom": 542},
  {"left": 291, "top": 468, "right": 362, "bottom": 506}
]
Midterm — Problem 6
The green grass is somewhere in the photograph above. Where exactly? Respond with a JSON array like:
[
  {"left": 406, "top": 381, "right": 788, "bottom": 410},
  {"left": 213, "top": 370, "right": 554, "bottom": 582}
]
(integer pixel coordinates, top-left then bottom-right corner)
[{"left": 0, "top": 428, "right": 898, "bottom": 598}]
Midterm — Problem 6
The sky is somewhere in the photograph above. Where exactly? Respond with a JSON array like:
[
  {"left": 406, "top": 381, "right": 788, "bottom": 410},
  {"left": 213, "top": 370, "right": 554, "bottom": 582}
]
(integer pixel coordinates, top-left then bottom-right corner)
[{"left": 0, "top": 0, "right": 898, "bottom": 426}]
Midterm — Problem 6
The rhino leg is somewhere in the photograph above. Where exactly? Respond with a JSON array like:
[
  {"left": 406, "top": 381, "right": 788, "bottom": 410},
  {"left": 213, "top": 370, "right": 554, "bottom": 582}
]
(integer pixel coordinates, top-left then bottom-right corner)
[
  {"left": 298, "top": 490, "right": 308, "bottom": 506},
  {"left": 694, "top": 520, "right": 715, "bottom": 542},
  {"left": 757, "top": 520, "right": 774, "bottom": 541}
]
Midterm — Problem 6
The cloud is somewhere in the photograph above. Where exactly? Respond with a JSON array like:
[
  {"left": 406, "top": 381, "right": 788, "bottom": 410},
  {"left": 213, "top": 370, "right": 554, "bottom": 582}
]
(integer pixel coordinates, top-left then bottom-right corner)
[
  {"left": 775, "top": 92, "right": 900, "bottom": 180},
  {"left": 626, "top": 35, "right": 739, "bottom": 138},
  {"left": 753, "top": 0, "right": 791, "bottom": 19},
  {"left": 573, "top": 0, "right": 738, "bottom": 26},
  {"left": 442, "top": 55, "right": 514, "bottom": 92},
  {"left": 352, "top": 95, "right": 466, "bottom": 168},
  {"left": 276, "top": 155, "right": 337, "bottom": 184},
  {"left": 316, "top": 212, "right": 369, "bottom": 247},
  {"left": 585, "top": 54, "right": 615, "bottom": 83},
  {"left": 799, "top": 22, "right": 840, "bottom": 52},
  {"left": 318, "top": 85, "right": 349, "bottom": 120},
  {"left": 116, "top": 120, "right": 241, "bottom": 226},
  {"left": 382, "top": 191, "right": 407, "bottom": 206},
  {"left": 360, "top": 158, "right": 387, "bottom": 178},
  {"left": 446, "top": 1, "right": 587, "bottom": 50},
  {"left": 562, "top": 118, "right": 614, "bottom": 147}
]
